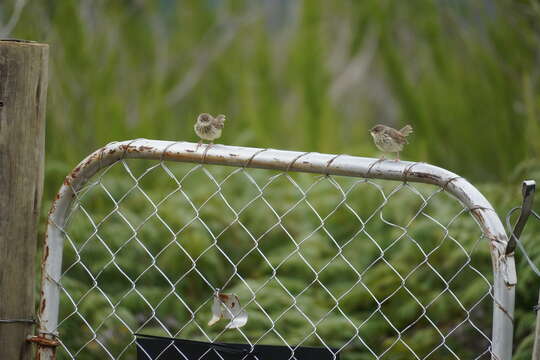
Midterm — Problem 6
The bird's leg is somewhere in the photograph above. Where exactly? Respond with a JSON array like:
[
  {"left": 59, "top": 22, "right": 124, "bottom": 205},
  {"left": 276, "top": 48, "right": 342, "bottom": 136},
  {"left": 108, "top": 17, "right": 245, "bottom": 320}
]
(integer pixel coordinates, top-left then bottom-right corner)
[
  {"left": 201, "top": 141, "right": 214, "bottom": 163},
  {"left": 395, "top": 152, "right": 400, "bottom": 162},
  {"left": 196, "top": 140, "right": 203, "bottom": 151},
  {"left": 379, "top": 154, "right": 386, "bottom": 161}
]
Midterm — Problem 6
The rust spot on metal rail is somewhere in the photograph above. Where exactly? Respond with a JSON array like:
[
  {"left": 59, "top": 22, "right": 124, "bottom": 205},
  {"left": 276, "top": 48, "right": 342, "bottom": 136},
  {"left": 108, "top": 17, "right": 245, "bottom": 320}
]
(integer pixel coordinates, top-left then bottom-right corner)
[
  {"left": 47, "top": 200, "right": 57, "bottom": 218},
  {"left": 28, "top": 335, "right": 59, "bottom": 347},
  {"left": 39, "top": 298, "right": 46, "bottom": 314},
  {"left": 42, "top": 246, "right": 49, "bottom": 263},
  {"left": 124, "top": 145, "right": 155, "bottom": 153}
]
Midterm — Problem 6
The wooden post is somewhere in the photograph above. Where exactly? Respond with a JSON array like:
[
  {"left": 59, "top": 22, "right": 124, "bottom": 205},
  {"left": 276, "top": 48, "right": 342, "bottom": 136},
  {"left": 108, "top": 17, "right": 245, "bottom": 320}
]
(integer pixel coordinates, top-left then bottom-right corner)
[{"left": 0, "top": 40, "right": 48, "bottom": 360}]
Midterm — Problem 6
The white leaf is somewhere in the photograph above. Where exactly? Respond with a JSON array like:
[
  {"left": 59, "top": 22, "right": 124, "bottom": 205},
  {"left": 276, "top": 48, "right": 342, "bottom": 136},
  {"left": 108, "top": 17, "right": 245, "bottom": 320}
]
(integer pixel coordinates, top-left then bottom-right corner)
[
  {"left": 225, "top": 308, "right": 248, "bottom": 329},
  {"left": 207, "top": 295, "right": 222, "bottom": 326},
  {"left": 207, "top": 292, "right": 248, "bottom": 329}
]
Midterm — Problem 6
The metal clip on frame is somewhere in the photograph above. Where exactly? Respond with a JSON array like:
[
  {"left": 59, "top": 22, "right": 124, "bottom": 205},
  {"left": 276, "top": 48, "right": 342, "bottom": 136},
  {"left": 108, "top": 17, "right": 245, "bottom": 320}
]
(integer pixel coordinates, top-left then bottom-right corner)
[{"left": 506, "top": 180, "right": 536, "bottom": 255}]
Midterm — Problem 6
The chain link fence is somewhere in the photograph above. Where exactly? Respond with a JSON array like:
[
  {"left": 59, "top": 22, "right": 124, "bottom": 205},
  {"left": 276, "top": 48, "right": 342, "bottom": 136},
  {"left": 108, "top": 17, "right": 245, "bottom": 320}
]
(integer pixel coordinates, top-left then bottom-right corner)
[{"left": 37, "top": 140, "right": 516, "bottom": 360}]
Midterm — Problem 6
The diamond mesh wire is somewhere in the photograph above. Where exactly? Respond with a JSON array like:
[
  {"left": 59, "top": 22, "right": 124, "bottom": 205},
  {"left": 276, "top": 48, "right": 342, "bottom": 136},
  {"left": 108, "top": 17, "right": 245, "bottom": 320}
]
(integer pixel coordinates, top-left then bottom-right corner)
[{"left": 46, "top": 154, "right": 498, "bottom": 360}]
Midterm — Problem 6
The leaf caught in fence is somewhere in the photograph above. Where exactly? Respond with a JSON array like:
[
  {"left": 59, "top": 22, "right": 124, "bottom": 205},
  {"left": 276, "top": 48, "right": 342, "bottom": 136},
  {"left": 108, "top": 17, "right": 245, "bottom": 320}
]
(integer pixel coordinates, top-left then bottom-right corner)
[{"left": 207, "top": 292, "right": 248, "bottom": 329}]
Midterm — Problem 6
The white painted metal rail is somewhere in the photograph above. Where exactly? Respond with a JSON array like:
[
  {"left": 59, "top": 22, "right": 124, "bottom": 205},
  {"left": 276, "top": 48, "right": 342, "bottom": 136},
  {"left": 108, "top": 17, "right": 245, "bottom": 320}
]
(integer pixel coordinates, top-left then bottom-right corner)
[{"left": 36, "top": 139, "right": 516, "bottom": 360}]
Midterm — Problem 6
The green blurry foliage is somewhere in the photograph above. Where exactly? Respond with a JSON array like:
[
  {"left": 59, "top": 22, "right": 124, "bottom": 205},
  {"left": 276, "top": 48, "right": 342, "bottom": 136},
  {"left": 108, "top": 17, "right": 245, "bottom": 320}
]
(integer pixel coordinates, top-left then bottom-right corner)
[{"left": 3, "top": 0, "right": 539, "bottom": 197}]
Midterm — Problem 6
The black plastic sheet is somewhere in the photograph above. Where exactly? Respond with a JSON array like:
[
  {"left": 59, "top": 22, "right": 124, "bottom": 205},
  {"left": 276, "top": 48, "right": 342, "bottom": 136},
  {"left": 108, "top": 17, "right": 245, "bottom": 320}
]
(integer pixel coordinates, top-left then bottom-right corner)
[{"left": 136, "top": 334, "right": 340, "bottom": 360}]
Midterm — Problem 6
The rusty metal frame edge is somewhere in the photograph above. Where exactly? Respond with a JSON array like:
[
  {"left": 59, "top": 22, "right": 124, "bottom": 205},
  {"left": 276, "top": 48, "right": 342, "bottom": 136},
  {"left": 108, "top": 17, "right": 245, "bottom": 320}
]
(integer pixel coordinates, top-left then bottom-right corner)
[{"left": 36, "top": 139, "right": 516, "bottom": 360}]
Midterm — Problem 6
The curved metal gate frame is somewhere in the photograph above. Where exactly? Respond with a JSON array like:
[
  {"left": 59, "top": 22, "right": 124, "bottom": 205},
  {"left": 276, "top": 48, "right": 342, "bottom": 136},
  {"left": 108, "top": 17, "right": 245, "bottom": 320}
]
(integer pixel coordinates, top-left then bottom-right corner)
[{"left": 35, "top": 139, "right": 517, "bottom": 360}]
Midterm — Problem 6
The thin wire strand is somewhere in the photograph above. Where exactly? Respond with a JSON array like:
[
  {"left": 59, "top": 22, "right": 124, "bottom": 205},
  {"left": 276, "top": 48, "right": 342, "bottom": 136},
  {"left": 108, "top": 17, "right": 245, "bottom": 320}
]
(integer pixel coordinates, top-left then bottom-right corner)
[{"left": 506, "top": 206, "right": 540, "bottom": 277}]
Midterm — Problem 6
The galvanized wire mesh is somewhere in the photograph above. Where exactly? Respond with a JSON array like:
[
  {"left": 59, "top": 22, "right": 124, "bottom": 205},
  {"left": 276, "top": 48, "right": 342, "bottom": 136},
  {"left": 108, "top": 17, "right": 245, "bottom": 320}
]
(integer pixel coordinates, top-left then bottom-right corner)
[{"left": 44, "top": 149, "right": 501, "bottom": 360}]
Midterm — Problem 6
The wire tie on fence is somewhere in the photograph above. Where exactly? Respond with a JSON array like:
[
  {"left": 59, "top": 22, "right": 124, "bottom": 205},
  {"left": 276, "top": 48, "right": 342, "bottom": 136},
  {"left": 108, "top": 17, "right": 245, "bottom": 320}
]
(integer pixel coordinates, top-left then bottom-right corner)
[
  {"left": 244, "top": 148, "right": 269, "bottom": 169},
  {"left": 45, "top": 273, "right": 62, "bottom": 289},
  {"left": 160, "top": 142, "right": 178, "bottom": 163},
  {"left": 0, "top": 318, "right": 36, "bottom": 324},
  {"left": 468, "top": 205, "right": 495, "bottom": 213},
  {"left": 402, "top": 162, "right": 425, "bottom": 184},
  {"left": 366, "top": 158, "right": 386, "bottom": 178},
  {"left": 442, "top": 176, "right": 463, "bottom": 192},
  {"left": 121, "top": 138, "right": 146, "bottom": 160},
  {"left": 285, "top": 152, "right": 312, "bottom": 173},
  {"left": 494, "top": 299, "right": 514, "bottom": 323},
  {"left": 201, "top": 142, "right": 216, "bottom": 164},
  {"left": 27, "top": 334, "right": 60, "bottom": 348},
  {"left": 97, "top": 145, "right": 108, "bottom": 172},
  {"left": 324, "top": 154, "right": 343, "bottom": 176},
  {"left": 38, "top": 330, "right": 60, "bottom": 337},
  {"left": 97, "top": 140, "right": 121, "bottom": 170}
]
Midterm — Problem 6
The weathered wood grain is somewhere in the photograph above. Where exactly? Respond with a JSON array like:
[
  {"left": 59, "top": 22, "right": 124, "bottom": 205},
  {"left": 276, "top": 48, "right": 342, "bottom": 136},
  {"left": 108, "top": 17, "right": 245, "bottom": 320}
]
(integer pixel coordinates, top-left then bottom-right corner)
[{"left": 0, "top": 39, "right": 48, "bottom": 360}]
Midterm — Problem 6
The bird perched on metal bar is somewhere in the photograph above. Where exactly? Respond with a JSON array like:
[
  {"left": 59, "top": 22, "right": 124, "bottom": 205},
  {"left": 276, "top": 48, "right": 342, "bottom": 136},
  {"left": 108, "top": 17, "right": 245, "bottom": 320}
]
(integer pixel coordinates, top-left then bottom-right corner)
[
  {"left": 194, "top": 113, "right": 226, "bottom": 149},
  {"left": 370, "top": 124, "right": 413, "bottom": 161}
]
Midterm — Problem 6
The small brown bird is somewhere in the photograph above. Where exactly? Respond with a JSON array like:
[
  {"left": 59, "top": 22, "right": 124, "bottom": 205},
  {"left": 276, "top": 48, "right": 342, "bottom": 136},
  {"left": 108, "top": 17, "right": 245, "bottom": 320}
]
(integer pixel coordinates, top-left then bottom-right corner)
[
  {"left": 194, "top": 113, "right": 226, "bottom": 149},
  {"left": 370, "top": 124, "right": 413, "bottom": 161}
]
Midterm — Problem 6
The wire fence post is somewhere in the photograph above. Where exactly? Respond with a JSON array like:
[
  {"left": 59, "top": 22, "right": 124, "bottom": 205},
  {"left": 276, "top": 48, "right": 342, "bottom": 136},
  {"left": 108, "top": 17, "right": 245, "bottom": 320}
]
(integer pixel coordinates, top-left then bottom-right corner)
[{"left": 0, "top": 39, "right": 48, "bottom": 360}]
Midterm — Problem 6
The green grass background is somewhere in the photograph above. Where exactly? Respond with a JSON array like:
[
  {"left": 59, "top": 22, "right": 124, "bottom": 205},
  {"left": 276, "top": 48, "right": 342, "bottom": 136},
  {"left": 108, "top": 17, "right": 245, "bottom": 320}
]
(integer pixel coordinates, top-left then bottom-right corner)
[{"left": 3, "top": 0, "right": 540, "bottom": 358}]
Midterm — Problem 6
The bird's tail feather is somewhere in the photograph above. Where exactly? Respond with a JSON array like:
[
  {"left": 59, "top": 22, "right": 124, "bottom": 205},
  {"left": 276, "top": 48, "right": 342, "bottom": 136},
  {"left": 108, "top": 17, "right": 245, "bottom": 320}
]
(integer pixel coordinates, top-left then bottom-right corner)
[
  {"left": 400, "top": 125, "right": 413, "bottom": 136},
  {"left": 213, "top": 114, "right": 226, "bottom": 129}
]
